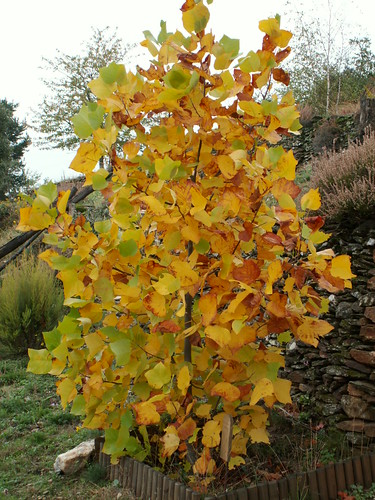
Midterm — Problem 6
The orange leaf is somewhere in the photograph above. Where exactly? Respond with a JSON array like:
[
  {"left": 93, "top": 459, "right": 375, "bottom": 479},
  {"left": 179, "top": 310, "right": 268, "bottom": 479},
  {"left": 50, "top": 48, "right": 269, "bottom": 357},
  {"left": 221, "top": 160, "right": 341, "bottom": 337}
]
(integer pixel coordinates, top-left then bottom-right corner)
[
  {"left": 232, "top": 260, "right": 260, "bottom": 285},
  {"left": 211, "top": 382, "right": 241, "bottom": 402},
  {"left": 177, "top": 417, "right": 196, "bottom": 440},
  {"left": 198, "top": 293, "right": 217, "bottom": 326},
  {"left": 193, "top": 447, "right": 216, "bottom": 475},
  {"left": 205, "top": 325, "right": 231, "bottom": 347},
  {"left": 297, "top": 317, "right": 334, "bottom": 347},
  {"left": 133, "top": 401, "right": 161, "bottom": 425}
]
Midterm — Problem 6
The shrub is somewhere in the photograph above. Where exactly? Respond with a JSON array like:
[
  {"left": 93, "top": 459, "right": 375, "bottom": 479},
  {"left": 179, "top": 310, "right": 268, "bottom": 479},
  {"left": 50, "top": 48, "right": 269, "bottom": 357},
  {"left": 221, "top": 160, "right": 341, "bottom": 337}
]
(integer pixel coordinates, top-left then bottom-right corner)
[
  {"left": 311, "top": 128, "right": 375, "bottom": 222},
  {"left": 0, "top": 255, "right": 64, "bottom": 354}
]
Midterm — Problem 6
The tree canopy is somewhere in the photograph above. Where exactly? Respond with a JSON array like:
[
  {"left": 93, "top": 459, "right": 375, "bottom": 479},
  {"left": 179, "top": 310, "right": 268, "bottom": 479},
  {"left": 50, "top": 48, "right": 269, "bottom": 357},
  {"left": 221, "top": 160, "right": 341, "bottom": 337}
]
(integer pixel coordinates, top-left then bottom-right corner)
[
  {"left": 33, "top": 27, "right": 132, "bottom": 151},
  {"left": 0, "top": 99, "right": 33, "bottom": 201},
  {"left": 22, "top": 0, "right": 354, "bottom": 479}
]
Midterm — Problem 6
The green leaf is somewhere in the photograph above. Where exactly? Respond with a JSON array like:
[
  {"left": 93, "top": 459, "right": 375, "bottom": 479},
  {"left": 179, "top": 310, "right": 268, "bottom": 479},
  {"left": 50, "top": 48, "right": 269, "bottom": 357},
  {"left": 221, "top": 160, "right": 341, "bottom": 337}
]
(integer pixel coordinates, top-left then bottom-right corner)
[
  {"left": 164, "top": 231, "right": 181, "bottom": 251},
  {"left": 194, "top": 238, "right": 210, "bottom": 254},
  {"left": 43, "top": 233, "right": 59, "bottom": 245},
  {"left": 27, "top": 349, "right": 52, "bottom": 374},
  {"left": 277, "top": 331, "right": 292, "bottom": 344},
  {"left": 37, "top": 182, "right": 58, "bottom": 205},
  {"left": 94, "top": 219, "right": 112, "bottom": 234},
  {"left": 71, "top": 103, "right": 105, "bottom": 139},
  {"left": 43, "top": 328, "right": 62, "bottom": 352},
  {"left": 164, "top": 65, "right": 191, "bottom": 90},
  {"left": 220, "top": 35, "right": 240, "bottom": 58},
  {"left": 50, "top": 254, "right": 81, "bottom": 271},
  {"left": 132, "top": 382, "right": 151, "bottom": 400},
  {"left": 110, "top": 338, "right": 131, "bottom": 365},
  {"left": 119, "top": 239, "right": 138, "bottom": 257},
  {"left": 145, "top": 362, "right": 171, "bottom": 389},
  {"left": 92, "top": 172, "right": 108, "bottom": 190},
  {"left": 93, "top": 277, "right": 114, "bottom": 303},
  {"left": 155, "top": 156, "right": 181, "bottom": 180},
  {"left": 158, "top": 20, "right": 171, "bottom": 44},
  {"left": 71, "top": 395, "right": 86, "bottom": 416},
  {"left": 100, "top": 62, "right": 127, "bottom": 85},
  {"left": 238, "top": 51, "right": 261, "bottom": 73}
]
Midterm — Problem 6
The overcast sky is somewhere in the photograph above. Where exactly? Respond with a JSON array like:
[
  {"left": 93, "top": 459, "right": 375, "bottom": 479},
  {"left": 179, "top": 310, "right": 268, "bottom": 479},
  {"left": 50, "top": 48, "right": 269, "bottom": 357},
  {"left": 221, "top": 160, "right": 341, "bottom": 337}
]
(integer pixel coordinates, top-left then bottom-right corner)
[{"left": 1, "top": 0, "right": 374, "bottom": 182}]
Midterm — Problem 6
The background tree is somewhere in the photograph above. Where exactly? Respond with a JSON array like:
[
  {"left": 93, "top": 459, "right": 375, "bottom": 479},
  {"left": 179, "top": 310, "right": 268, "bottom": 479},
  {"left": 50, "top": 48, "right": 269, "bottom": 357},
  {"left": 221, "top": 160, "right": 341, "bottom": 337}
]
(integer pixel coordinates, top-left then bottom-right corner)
[
  {"left": 285, "top": 0, "right": 375, "bottom": 114},
  {"left": 33, "top": 27, "right": 132, "bottom": 151},
  {"left": 0, "top": 99, "right": 34, "bottom": 201}
]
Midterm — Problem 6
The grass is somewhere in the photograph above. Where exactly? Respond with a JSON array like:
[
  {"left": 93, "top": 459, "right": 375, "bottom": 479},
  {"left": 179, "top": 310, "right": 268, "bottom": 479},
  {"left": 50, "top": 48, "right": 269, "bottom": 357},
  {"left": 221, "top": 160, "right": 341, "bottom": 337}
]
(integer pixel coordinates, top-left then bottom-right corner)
[{"left": 0, "top": 356, "right": 135, "bottom": 500}]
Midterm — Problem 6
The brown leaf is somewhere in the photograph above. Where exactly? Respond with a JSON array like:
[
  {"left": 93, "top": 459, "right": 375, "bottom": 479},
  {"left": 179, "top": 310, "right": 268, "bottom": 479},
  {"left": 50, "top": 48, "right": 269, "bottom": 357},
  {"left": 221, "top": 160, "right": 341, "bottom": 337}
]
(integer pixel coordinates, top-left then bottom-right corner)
[
  {"left": 273, "top": 68, "right": 290, "bottom": 86},
  {"left": 232, "top": 260, "right": 261, "bottom": 285}
]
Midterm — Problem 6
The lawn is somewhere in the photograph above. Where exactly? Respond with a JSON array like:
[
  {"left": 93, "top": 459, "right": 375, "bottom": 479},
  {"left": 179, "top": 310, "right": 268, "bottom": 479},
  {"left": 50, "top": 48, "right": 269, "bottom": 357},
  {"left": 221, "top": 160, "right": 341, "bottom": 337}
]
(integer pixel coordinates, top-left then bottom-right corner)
[{"left": 0, "top": 356, "right": 134, "bottom": 500}]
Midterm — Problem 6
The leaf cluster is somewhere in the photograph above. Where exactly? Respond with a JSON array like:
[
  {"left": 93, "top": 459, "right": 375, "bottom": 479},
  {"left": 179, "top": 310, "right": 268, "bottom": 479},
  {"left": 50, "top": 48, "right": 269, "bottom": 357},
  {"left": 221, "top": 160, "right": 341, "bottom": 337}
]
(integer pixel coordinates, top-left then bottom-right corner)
[{"left": 19, "top": 0, "right": 355, "bottom": 481}]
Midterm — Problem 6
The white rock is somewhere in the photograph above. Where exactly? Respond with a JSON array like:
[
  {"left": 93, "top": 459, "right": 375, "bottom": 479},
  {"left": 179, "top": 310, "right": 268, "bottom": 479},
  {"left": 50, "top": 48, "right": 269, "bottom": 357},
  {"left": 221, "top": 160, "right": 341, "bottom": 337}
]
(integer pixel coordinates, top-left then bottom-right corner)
[{"left": 54, "top": 439, "right": 96, "bottom": 475}]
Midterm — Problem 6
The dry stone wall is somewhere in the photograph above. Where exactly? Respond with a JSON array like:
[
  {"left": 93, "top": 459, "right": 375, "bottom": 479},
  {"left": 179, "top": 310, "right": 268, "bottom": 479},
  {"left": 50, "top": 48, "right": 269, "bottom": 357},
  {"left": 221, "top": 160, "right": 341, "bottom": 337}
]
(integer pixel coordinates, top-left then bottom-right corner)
[{"left": 285, "top": 220, "right": 375, "bottom": 447}]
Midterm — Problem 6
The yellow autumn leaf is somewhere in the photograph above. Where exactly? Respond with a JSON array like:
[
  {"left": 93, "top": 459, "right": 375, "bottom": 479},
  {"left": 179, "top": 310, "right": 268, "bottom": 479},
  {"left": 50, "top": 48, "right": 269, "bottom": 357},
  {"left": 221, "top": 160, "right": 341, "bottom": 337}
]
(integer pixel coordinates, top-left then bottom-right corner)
[
  {"left": 250, "top": 378, "right": 274, "bottom": 406},
  {"left": 330, "top": 255, "right": 356, "bottom": 279},
  {"left": 273, "top": 378, "right": 292, "bottom": 404},
  {"left": 177, "top": 365, "right": 191, "bottom": 396},
  {"left": 228, "top": 456, "right": 245, "bottom": 470},
  {"left": 139, "top": 195, "right": 167, "bottom": 216},
  {"left": 258, "top": 18, "right": 292, "bottom": 48},
  {"left": 190, "top": 186, "right": 207, "bottom": 215},
  {"left": 182, "top": 1, "right": 210, "bottom": 34},
  {"left": 17, "top": 207, "right": 54, "bottom": 231},
  {"left": 196, "top": 403, "right": 212, "bottom": 418},
  {"left": 143, "top": 291, "right": 167, "bottom": 317},
  {"left": 202, "top": 420, "right": 221, "bottom": 448},
  {"left": 161, "top": 426, "right": 180, "bottom": 457},
  {"left": 57, "top": 190, "right": 70, "bottom": 214},
  {"left": 297, "top": 317, "right": 334, "bottom": 347},
  {"left": 301, "top": 188, "right": 321, "bottom": 211},
  {"left": 205, "top": 325, "right": 231, "bottom": 347},
  {"left": 248, "top": 427, "right": 270, "bottom": 444},
  {"left": 58, "top": 269, "right": 85, "bottom": 299},
  {"left": 70, "top": 142, "right": 103, "bottom": 174},
  {"left": 56, "top": 378, "right": 77, "bottom": 409},
  {"left": 217, "top": 155, "right": 237, "bottom": 179},
  {"left": 170, "top": 261, "right": 199, "bottom": 287},
  {"left": 276, "top": 150, "right": 297, "bottom": 180},
  {"left": 265, "top": 260, "right": 283, "bottom": 295},
  {"left": 153, "top": 273, "right": 180, "bottom": 295},
  {"left": 85, "top": 332, "right": 105, "bottom": 360}
]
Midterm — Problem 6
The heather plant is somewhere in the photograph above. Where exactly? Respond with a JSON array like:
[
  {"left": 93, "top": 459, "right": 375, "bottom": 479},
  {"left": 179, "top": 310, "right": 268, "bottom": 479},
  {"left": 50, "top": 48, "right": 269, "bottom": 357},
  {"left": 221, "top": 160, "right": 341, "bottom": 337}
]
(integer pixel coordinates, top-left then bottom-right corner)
[
  {"left": 311, "top": 129, "right": 375, "bottom": 222},
  {"left": 0, "top": 255, "right": 64, "bottom": 354}
]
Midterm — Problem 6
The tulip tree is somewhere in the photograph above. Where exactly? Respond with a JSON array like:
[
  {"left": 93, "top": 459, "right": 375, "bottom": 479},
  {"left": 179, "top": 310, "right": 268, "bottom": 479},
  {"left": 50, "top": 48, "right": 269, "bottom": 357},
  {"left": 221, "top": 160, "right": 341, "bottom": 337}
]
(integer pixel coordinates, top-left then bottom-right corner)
[{"left": 20, "top": 0, "right": 355, "bottom": 481}]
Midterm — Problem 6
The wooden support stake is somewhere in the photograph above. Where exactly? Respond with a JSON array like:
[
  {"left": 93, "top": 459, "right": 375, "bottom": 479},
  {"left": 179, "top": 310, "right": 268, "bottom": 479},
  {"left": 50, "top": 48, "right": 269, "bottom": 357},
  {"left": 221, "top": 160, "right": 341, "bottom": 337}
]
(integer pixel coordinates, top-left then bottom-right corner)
[{"left": 220, "top": 413, "right": 233, "bottom": 462}]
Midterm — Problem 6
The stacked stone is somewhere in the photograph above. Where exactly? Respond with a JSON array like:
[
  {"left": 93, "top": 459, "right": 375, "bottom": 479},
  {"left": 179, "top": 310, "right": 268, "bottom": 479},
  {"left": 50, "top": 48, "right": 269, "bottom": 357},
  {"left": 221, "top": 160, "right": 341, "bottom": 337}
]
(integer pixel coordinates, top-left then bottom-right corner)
[{"left": 284, "top": 220, "right": 375, "bottom": 447}]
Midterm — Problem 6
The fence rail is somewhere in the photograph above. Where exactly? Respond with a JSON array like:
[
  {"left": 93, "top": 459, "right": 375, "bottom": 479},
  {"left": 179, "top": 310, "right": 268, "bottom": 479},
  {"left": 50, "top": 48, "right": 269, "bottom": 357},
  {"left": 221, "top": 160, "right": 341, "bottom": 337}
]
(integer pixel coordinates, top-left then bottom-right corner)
[{"left": 96, "top": 438, "right": 375, "bottom": 500}]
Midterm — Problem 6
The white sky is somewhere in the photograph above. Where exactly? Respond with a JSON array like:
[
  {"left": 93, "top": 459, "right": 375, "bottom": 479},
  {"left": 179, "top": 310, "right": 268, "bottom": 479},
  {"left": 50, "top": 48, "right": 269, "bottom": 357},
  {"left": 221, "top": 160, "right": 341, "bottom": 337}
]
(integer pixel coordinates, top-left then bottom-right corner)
[{"left": 1, "top": 0, "right": 374, "bottom": 182}]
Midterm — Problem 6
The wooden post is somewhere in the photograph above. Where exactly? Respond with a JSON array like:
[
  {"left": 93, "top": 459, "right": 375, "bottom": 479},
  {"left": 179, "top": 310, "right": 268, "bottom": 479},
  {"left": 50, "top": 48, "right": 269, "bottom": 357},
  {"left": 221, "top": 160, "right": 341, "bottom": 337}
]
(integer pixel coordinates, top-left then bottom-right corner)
[{"left": 220, "top": 414, "right": 233, "bottom": 462}]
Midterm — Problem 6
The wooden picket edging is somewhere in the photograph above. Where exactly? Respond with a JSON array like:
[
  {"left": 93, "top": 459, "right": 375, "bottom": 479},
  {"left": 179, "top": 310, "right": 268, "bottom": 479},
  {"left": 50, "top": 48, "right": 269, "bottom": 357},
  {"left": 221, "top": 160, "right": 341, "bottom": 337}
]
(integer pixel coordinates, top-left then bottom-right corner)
[{"left": 95, "top": 438, "right": 375, "bottom": 499}]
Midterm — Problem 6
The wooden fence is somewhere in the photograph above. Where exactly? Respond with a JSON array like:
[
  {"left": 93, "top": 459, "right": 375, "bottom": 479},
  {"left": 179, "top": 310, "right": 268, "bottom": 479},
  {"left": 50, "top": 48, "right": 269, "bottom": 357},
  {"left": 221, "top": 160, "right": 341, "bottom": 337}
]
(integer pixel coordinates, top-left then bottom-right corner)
[{"left": 96, "top": 439, "right": 375, "bottom": 500}]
